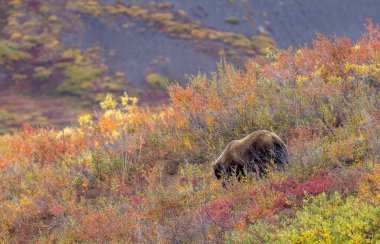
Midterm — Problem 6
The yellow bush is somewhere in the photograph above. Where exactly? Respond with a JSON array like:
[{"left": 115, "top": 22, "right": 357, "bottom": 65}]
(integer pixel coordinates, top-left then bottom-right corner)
[{"left": 359, "top": 164, "right": 380, "bottom": 204}]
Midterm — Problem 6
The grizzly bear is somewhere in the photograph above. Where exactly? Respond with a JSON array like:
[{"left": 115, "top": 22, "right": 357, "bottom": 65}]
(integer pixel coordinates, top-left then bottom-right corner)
[{"left": 213, "top": 130, "right": 288, "bottom": 182}]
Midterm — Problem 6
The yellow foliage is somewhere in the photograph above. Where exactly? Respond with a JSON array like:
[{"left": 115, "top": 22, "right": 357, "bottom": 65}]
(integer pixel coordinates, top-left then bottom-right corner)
[
  {"left": 182, "top": 136, "right": 193, "bottom": 150},
  {"left": 100, "top": 94, "right": 117, "bottom": 110},
  {"left": 19, "top": 195, "right": 32, "bottom": 208},
  {"left": 121, "top": 92, "right": 138, "bottom": 112},
  {"left": 78, "top": 114, "right": 93, "bottom": 127},
  {"left": 345, "top": 63, "right": 380, "bottom": 77},
  {"left": 296, "top": 75, "right": 308, "bottom": 85},
  {"left": 326, "top": 75, "right": 343, "bottom": 83},
  {"left": 352, "top": 45, "right": 361, "bottom": 51},
  {"left": 56, "top": 127, "right": 75, "bottom": 139}
]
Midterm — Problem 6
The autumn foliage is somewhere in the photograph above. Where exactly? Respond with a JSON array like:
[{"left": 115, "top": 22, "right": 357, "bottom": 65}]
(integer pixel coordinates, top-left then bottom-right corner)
[{"left": 0, "top": 23, "right": 380, "bottom": 242}]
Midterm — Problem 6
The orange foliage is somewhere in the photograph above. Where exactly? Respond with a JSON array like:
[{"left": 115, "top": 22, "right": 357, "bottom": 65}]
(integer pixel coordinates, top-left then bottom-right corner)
[{"left": 2, "top": 124, "right": 88, "bottom": 167}]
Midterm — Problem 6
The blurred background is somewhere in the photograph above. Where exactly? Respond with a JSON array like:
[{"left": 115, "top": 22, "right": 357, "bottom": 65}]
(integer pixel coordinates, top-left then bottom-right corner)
[{"left": 1, "top": 0, "right": 379, "bottom": 133}]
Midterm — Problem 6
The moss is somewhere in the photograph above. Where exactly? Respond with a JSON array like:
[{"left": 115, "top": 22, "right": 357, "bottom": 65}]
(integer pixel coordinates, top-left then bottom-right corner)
[
  {"left": 58, "top": 64, "right": 104, "bottom": 96},
  {"left": 151, "top": 12, "right": 174, "bottom": 24},
  {"left": 115, "top": 72, "right": 125, "bottom": 79},
  {"left": 103, "top": 82, "right": 122, "bottom": 91},
  {"left": 190, "top": 29, "right": 208, "bottom": 39},
  {"left": 217, "top": 49, "right": 226, "bottom": 57},
  {"left": 0, "top": 109, "right": 16, "bottom": 122},
  {"left": 224, "top": 34, "right": 253, "bottom": 49},
  {"left": 146, "top": 72, "right": 169, "bottom": 90},
  {"left": 224, "top": 17, "right": 240, "bottom": 24},
  {"left": 64, "top": 65, "right": 103, "bottom": 84},
  {"left": 12, "top": 73, "right": 28, "bottom": 82},
  {"left": 251, "top": 34, "right": 276, "bottom": 55},
  {"left": 149, "top": 2, "right": 173, "bottom": 9},
  {"left": 66, "top": 0, "right": 105, "bottom": 17},
  {"left": 33, "top": 67, "right": 52, "bottom": 79},
  {"left": 0, "top": 41, "right": 32, "bottom": 63},
  {"left": 177, "top": 9, "right": 188, "bottom": 19}
]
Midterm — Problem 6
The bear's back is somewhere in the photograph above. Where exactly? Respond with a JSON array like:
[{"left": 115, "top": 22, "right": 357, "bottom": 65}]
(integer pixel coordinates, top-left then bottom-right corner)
[
  {"left": 238, "top": 130, "right": 286, "bottom": 162},
  {"left": 239, "top": 130, "right": 280, "bottom": 148}
]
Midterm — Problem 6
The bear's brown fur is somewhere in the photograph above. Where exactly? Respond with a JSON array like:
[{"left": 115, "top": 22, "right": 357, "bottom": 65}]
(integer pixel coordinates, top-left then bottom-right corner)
[{"left": 213, "top": 130, "right": 288, "bottom": 181}]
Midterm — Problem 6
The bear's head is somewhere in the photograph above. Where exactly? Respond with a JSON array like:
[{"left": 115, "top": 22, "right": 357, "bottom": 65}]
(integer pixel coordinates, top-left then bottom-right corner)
[
  {"left": 213, "top": 160, "right": 224, "bottom": 179},
  {"left": 213, "top": 157, "right": 245, "bottom": 183}
]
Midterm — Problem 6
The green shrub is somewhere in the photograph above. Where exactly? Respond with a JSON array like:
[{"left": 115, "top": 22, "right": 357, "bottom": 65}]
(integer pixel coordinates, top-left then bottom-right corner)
[
  {"left": 227, "top": 192, "right": 380, "bottom": 243},
  {"left": 146, "top": 72, "right": 169, "bottom": 90},
  {"left": 278, "top": 193, "right": 380, "bottom": 243}
]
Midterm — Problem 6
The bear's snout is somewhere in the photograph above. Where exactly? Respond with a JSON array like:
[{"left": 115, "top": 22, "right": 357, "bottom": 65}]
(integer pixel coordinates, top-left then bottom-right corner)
[{"left": 213, "top": 162, "right": 224, "bottom": 179}]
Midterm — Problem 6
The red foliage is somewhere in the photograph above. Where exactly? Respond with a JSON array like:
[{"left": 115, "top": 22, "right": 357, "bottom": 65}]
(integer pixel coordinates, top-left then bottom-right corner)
[
  {"left": 202, "top": 197, "right": 235, "bottom": 228},
  {"left": 201, "top": 167, "right": 363, "bottom": 230},
  {"left": 3, "top": 123, "right": 88, "bottom": 166},
  {"left": 271, "top": 167, "right": 362, "bottom": 211},
  {"left": 272, "top": 174, "right": 334, "bottom": 209},
  {"left": 49, "top": 203, "right": 66, "bottom": 217}
]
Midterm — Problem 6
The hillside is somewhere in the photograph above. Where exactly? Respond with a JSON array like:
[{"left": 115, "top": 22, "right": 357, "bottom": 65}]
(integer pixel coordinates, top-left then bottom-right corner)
[
  {"left": 0, "top": 25, "right": 379, "bottom": 242},
  {"left": 1, "top": 0, "right": 380, "bottom": 132}
]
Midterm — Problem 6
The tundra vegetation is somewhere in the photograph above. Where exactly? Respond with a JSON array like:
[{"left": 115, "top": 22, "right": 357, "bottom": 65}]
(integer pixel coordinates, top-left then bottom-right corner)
[{"left": 0, "top": 15, "right": 380, "bottom": 243}]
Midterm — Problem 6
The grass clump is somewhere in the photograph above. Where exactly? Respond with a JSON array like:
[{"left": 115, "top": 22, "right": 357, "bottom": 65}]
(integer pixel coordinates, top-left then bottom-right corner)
[
  {"left": 146, "top": 72, "right": 169, "bottom": 90},
  {"left": 224, "top": 17, "right": 241, "bottom": 24}
]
